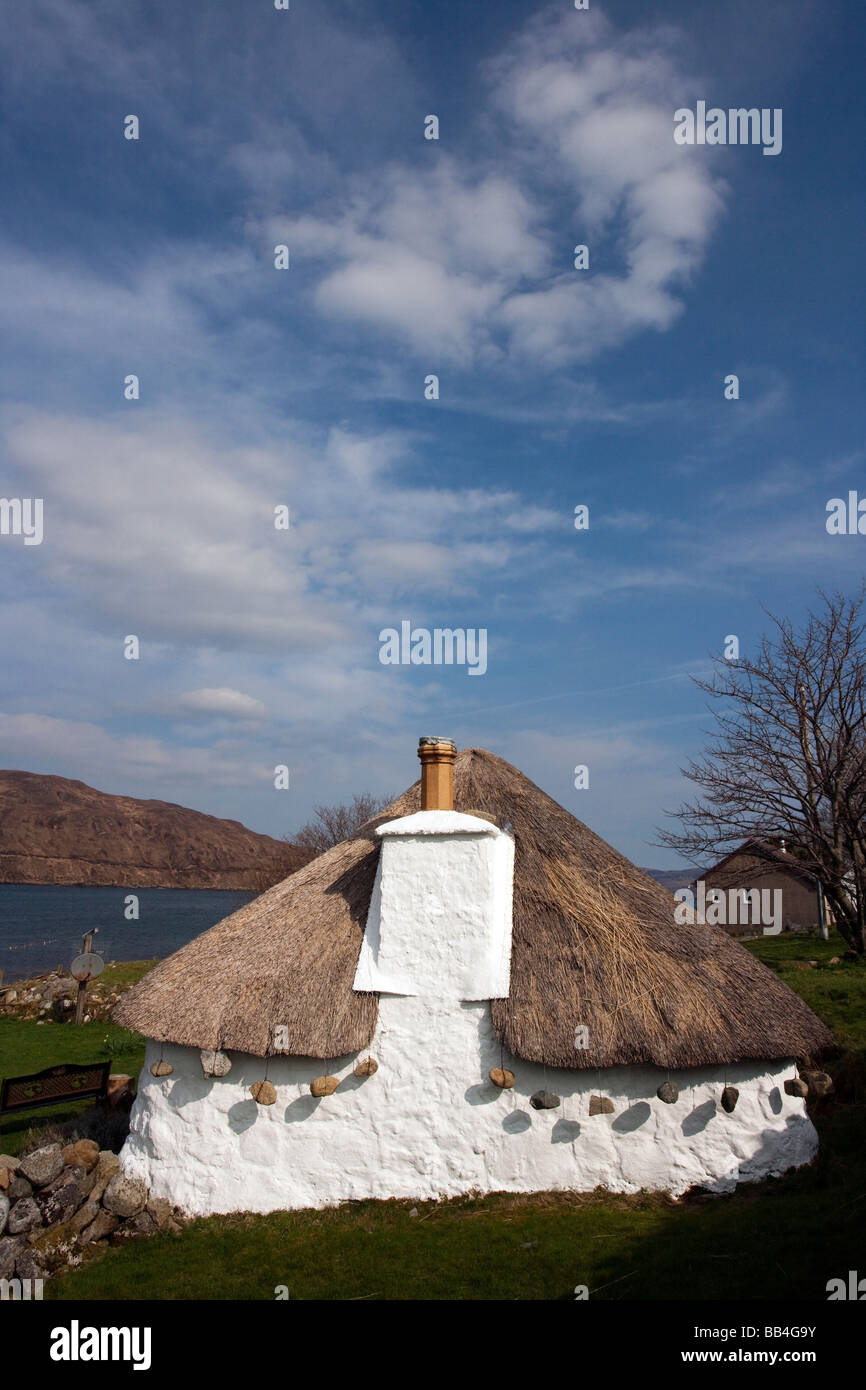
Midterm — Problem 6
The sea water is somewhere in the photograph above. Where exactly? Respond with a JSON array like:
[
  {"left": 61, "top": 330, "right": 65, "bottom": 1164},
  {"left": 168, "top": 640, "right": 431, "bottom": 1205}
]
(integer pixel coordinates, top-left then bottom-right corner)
[{"left": 0, "top": 883, "right": 253, "bottom": 982}]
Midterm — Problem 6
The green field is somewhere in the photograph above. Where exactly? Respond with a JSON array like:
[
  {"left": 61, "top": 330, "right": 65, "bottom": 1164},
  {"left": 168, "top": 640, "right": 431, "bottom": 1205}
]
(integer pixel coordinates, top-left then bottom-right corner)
[
  {"left": 0, "top": 961, "right": 151, "bottom": 1154},
  {"left": 2, "top": 938, "right": 863, "bottom": 1301}
]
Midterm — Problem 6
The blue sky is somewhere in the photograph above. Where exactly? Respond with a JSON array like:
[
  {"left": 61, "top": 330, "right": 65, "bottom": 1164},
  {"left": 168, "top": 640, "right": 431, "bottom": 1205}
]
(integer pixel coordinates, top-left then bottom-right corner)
[{"left": 0, "top": 0, "right": 864, "bottom": 866}]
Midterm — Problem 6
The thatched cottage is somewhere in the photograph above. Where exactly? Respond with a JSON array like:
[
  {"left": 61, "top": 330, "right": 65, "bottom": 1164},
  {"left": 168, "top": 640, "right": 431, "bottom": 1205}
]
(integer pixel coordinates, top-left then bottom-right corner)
[{"left": 114, "top": 741, "right": 832, "bottom": 1215}]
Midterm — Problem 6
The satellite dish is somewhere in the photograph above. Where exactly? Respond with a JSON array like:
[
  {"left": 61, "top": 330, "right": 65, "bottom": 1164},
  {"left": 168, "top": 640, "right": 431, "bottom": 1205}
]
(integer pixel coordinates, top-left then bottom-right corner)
[{"left": 70, "top": 952, "right": 104, "bottom": 982}]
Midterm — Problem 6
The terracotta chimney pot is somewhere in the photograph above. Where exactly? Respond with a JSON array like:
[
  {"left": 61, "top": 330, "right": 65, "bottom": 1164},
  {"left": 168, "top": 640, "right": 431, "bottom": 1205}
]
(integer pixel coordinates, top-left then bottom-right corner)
[{"left": 418, "top": 737, "right": 456, "bottom": 811}]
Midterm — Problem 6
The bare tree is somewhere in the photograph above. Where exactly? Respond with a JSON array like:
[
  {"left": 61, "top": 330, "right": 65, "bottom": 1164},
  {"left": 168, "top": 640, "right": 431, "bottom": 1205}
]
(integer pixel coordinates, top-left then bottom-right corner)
[
  {"left": 247, "top": 838, "right": 312, "bottom": 895},
  {"left": 249, "top": 792, "right": 394, "bottom": 895},
  {"left": 658, "top": 589, "right": 866, "bottom": 954},
  {"left": 292, "top": 791, "right": 391, "bottom": 854}
]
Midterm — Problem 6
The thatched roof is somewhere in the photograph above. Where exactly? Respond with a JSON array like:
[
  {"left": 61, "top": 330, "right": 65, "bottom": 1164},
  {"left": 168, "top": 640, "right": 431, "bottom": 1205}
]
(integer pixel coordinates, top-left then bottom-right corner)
[{"left": 113, "top": 748, "right": 832, "bottom": 1067}]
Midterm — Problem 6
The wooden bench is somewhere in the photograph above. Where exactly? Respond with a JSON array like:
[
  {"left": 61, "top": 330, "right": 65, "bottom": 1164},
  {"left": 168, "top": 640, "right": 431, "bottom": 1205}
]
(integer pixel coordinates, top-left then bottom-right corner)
[{"left": 0, "top": 1060, "right": 112, "bottom": 1127}]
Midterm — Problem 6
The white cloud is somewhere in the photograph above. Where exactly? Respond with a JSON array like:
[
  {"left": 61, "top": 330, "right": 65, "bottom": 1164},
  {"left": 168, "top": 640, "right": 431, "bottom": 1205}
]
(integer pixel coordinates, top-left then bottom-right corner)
[
  {"left": 316, "top": 245, "right": 500, "bottom": 363},
  {"left": 3, "top": 411, "right": 346, "bottom": 652},
  {"left": 1, "top": 408, "right": 553, "bottom": 650},
  {"left": 176, "top": 688, "right": 267, "bottom": 720},
  {"left": 265, "top": 10, "right": 725, "bottom": 367},
  {"left": 0, "top": 711, "right": 257, "bottom": 789}
]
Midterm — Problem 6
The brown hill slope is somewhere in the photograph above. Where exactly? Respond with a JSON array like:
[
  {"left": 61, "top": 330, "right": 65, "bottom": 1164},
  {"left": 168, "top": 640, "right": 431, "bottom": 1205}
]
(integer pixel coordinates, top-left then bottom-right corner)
[{"left": 0, "top": 770, "right": 308, "bottom": 890}]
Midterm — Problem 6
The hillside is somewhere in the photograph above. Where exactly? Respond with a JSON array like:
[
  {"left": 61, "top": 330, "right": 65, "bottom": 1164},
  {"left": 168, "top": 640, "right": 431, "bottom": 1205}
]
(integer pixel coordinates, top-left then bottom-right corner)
[
  {"left": 0, "top": 770, "right": 308, "bottom": 890},
  {"left": 641, "top": 866, "right": 698, "bottom": 893}
]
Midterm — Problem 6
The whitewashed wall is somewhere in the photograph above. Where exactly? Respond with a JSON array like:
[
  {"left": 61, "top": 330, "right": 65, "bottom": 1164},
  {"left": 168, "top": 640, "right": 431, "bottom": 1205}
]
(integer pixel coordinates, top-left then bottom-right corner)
[{"left": 122, "top": 1026, "right": 816, "bottom": 1215}]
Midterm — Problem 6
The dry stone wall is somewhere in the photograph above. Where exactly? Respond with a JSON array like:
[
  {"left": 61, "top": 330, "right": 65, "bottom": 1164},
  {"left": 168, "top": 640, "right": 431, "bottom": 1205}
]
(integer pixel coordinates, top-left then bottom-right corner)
[{"left": 0, "top": 1141, "right": 184, "bottom": 1284}]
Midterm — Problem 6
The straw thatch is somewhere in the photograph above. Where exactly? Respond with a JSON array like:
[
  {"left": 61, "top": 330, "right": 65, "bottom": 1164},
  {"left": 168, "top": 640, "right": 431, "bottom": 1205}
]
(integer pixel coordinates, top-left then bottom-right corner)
[{"left": 113, "top": 748, "right": 833, "bottom": 1066}]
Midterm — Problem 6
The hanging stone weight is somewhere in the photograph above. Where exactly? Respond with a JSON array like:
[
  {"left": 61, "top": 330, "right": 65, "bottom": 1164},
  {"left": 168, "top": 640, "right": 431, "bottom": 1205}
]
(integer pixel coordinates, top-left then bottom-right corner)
[
  {"left": 200, "top": 1049, "right": 232, "bottom": 1079},
  {"left": 588, "top": 1095, "right": 614, "bottom": 1116},
  {"left": 784, "top": 1077, "right": 809, "bottom": 1099},
  {"left": 721, "top": 1085, "right": 739, "bottom": 1113},
  {"left": 150, "top": 1060, "right": 173, "bottom": 1077},
  {"left": 250, "top": 1080, "right": 277, "bottom": 1106},
  {"left": 489, "top": 1068, "right": 515, "bottom": 1089},
  {"left": 310, "top": 1075, "right": 339, "bottom": 1098},
  {"left": 656, "top": 1081, "right": 679, "bottom": 1104},
  {"left": 800, "top": 1070, "right": 833, "bottom": 1098},
  {"left": 353, "top": 1057, "right": 379, "bottom": 1078},
  {"left": 529, "top": 1090, "right": 560, "bottom": 1110}
]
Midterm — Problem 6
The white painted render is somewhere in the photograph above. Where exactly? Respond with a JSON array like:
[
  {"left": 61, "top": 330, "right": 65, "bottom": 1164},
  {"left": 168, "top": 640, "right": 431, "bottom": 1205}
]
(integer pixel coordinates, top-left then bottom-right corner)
[
  {"left": 120, "top": 809, "right": 818, "bottom": 1214},
  {"left": 122, "top": 1038, "right": 817, "bottom": 1215},
  {"left": 353, "top": 811, "right": 513, "bottom": 998},
  {"left": 375, "top": 810, "right": 500, "bottom": 837}
]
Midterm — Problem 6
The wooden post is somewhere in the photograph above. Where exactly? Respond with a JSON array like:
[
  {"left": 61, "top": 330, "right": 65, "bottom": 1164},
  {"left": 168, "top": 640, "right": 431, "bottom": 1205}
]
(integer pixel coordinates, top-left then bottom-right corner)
[{"left": 74, "top": 931, "right": 94, "bottom": 1025}]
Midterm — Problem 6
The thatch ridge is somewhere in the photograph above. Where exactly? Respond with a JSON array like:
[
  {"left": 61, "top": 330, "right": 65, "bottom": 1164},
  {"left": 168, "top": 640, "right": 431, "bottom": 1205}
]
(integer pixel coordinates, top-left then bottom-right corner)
[{"left": 114, "top": 747, "right": 833, "bottom": 1066}]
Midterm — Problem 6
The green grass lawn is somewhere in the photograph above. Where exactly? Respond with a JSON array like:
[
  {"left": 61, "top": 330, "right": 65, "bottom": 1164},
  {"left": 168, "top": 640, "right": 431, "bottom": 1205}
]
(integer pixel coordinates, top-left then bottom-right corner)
[
  {"left": 4, "top": 937, "right": 863, "bottom": 1301},
  {"left": 745, "top": 931, "right": 866, "bottom": 1056},
  {"left": 0, "top": 961, "right": 151, "bottom": 1155},
  {"left": 45, "top": 1143, "right": 866, "bottom": 1301}
]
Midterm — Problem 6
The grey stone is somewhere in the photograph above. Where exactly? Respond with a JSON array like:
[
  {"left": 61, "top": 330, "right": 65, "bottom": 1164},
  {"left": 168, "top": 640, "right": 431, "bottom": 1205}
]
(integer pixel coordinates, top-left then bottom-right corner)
[
  {"left": 65, "top": 1166, "right": 96, "bottom": 1200},
  {"left": 18, "top": 1144, "right": 64, "bottom": 1188},
  {"left": 529, "top": 1090, "right": 561, "bottom": 1110},
  {"left": 41, "top": 1165, "right": 85, "bottom": 1196},
  {"left": 41, "top": 976, "right": 74, "bottom": 1001},
  {"left": 14, "top": 1247, "right": 48, "bottom": 1283},
  {"left": 0, "top": 1235, "right": 23, "bottom": 1279},
  {"left": 79, "top": 1209, "right": 119, "bottom": 1245},
  {"left": 0, "top": 1194, "right": 8, "bottom": 1235},
  {"left": 130, "top": 1209, "right": 157, "bottom": 1234},
  {"left": 88, "top": 1150, "right": 120, "bottom": 1203},
  {"left": 112, "top": 1210, "right": 157, "bottom": 1244},
  {"left": 102, "top": 1172, "right": 147, "bottom": 1219},
  {"left": 38, "top": 1172, "right": 87, "bottom": 1225},
  {"left": 70, "top": 1200, "right": 100, "bottom": 1234},
  {"left": 146, "top": 1196, "right": 174, "bottom": 1230},
  {"left": 200, "top": 1049, "right": 232, "bottom": 1078},
  {"left": 8, "top": 1175, "right": 33, "bottom": 1201},
  {"left": 7, "top": 1198, "right": 43, "bottom": 1235}
]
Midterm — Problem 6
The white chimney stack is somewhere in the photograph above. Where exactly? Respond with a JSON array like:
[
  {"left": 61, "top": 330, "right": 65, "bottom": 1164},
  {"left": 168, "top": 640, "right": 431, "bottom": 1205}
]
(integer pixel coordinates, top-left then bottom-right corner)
[{"left": 353, "top": 739, "right": 514, "bottom": 1000}]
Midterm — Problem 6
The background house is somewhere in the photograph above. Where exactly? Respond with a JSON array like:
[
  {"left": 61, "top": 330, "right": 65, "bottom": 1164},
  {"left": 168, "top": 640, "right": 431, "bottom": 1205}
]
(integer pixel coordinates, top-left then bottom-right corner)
[{"left": 699, "top": 840, "right": 829, "bottom": 937}]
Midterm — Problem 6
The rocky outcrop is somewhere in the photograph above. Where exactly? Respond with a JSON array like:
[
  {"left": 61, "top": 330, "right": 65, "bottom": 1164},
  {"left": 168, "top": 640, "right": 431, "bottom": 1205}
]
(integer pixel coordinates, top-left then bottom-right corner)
[
  {"left": 0, "top": 770, "right": 310, "bottom": 889},
  {"left": 0, "top": 964, "right": 135, "bottom": 1023}
]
